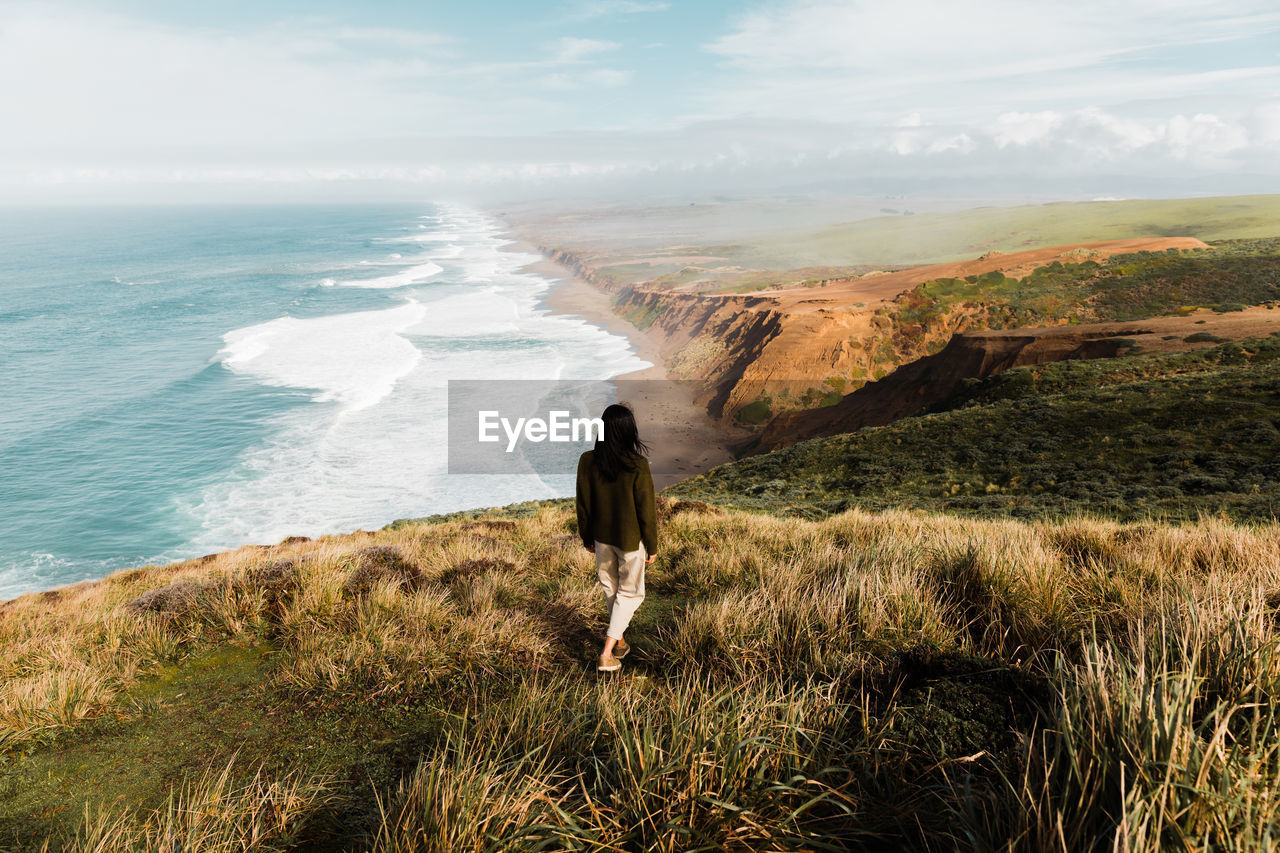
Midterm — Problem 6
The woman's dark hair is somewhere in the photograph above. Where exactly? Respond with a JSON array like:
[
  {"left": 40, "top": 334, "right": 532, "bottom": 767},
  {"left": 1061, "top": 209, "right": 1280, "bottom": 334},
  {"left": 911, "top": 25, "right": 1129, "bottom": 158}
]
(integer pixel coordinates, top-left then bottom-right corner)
[{"left": 594, "top": 403, "right": 649, "bottom": 481}]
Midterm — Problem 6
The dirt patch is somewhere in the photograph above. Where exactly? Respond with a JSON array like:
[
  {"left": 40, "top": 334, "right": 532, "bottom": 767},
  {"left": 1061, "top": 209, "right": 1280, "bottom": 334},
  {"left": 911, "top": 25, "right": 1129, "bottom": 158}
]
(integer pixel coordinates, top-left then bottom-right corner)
[
  {"left": 657, "top": 497, "right": 727, "bottom": 523},
  {"left": 438, "top": 558, "right": 516, "bottom": 586},
  {"left": 124, "top": 578, "right": 221, "bottom": 621},
  {"left": 461, "top": 519, "right": 518, "bottom": 534},
  {"left": 246, "top": 558, "right": 300, "bottom": 591},
  {"left": 244, "top": 558, "right": 303, "bottom": 620},
  {"left": 460, "top": 533, "right": 505, "bottom": 550},
  {"left": 341, "top": 547, "right": 423, "bottom": 597},
  {"left": 552, "top": 533, "right": 584, "bottom": 549}
]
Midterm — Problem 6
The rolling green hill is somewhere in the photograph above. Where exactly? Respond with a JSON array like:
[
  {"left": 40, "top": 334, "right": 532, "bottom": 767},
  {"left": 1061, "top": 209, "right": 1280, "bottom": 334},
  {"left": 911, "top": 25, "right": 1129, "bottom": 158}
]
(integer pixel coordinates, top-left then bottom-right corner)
[
  {"left": 671, "top": 333, "right": 1280, "bottom": 522},
  {"left": 535, "top": 194, "right": 1280, "bottom": 291},
  {"left": 744, "top": 194, "right": 1280, "bottom": 268},
  {"left": 890, "top": 238, "right": 1280, "bottom": 332}
]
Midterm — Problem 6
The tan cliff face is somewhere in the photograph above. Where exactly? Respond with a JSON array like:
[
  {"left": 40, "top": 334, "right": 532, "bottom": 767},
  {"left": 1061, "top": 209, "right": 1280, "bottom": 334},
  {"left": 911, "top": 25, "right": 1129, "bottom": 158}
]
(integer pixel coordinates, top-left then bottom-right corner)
[
  {"left": 544, "top": 238, "right": 1213, "bottom": 429},
  {"left": 755, "top": 327, "right": 1141, "bottom": 452},
  {"left": 754, "top": 306, "right": 1280, "bottom": 452}
]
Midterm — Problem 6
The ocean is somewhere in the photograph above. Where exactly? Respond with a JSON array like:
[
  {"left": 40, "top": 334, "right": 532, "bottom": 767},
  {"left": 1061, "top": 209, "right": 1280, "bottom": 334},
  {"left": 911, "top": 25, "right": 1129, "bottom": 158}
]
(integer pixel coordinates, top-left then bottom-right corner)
[{"left": 0, "top": 203, "right": 648, "bottom": 599}]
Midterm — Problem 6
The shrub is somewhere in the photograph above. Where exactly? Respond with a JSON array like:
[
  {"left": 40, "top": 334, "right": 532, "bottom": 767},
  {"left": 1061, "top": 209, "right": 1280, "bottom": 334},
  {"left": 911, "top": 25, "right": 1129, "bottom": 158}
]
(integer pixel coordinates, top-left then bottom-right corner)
[{"left": 734, "top": 397, "right": 773, "bottom": 425}]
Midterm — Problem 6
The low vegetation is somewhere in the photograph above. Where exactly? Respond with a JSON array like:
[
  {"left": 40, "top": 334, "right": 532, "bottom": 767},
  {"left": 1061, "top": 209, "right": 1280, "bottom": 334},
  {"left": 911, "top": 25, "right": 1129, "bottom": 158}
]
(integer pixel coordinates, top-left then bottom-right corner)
[
  {"left": 850, "top": 240, "right": 1280, "bottom": 387},
  {"left": 546, "top": 194, "right": 1280, "bottom": 276},
  {"left": 678, "top": 333, "right": 1280, "bottom": 523},
  {"left": 909, "top": 239, "right": 1279, "bottom": 325},
  {"left": 3, "top": 496, "right": 1280, "bottom": 850},
  {"left": 691, "top": 240, "right": 1280, "bottom": 416},
  {"left": 8, "top": 338, "right": 1280, "bottom": 849},
  {"left": 749, "top": 194, "right": 1280, "bottom": 268}
]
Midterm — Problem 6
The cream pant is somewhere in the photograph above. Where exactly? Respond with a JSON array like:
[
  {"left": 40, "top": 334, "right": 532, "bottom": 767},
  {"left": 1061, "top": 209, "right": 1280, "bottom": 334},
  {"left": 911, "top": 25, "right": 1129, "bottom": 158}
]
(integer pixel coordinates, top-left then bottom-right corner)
[{"left": 595, "top": 540, "right": 646, "bottom": 640}]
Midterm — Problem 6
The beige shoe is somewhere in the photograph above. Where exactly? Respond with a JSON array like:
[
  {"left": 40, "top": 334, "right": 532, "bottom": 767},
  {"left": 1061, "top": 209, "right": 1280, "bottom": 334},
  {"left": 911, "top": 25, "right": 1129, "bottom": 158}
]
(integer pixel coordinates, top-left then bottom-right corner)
[
  {"left": 614, "top": 639, "right": 630, "bottom": 659},
  {"left": 597, "top": 653, "right": 622, "bottom": 672}
]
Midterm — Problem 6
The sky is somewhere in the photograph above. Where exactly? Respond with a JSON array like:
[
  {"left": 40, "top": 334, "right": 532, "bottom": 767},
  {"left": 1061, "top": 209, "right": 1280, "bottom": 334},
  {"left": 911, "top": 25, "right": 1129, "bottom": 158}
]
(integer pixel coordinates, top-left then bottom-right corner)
[{"left": 2, "top": 0, "right": 1279, "bottom": 202}]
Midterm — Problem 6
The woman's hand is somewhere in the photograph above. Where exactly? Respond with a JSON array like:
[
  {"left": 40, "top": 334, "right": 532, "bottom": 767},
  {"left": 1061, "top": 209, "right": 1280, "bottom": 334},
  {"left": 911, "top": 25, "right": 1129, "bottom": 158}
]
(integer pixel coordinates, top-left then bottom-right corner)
[{"left": 646, "top": 554, "right": 656, "bottom": 564}]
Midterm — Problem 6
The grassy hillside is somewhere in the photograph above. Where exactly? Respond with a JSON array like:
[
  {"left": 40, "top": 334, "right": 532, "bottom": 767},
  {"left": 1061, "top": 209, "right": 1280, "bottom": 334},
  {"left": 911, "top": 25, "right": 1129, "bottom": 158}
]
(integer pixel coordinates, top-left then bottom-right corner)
[
  {"left": 3, "top": 503, "right": 1280, "bottom": 851},
  {"left": 672, "top": 333, "right": 1280, "bottom": 522},
  {"left": 747, "top": 194, "right": 1280, "bottom": 268},
  {"left": 539, "top": 195, "right": 1280, "bottom": 291},
  {"left": 887, "top": 238, "right": 1280, "bottom": 339},
  {"left": 831, "top": 239, "right": 1280, "bottom": 398}
]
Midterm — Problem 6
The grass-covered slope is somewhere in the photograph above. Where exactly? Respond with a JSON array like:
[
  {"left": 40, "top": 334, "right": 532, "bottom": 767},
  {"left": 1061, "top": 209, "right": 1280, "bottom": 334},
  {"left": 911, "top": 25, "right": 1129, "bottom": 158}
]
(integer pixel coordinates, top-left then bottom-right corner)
[
  {"left": 536, "top": 195, "right": 1280, "bottom": 284},
  {"left": 860, "top": 239, "right": 1280, "bottom": 391},
  {"left": 750, "top": 194, "right": 1280, "bottom": 268},
  {"left": 4, "top": 505, "right": 1280, "bottom": 851},
  {"left": 672, "top": 334, "right": 1280, "bottom": 522},
  {"left": 888, "top": 239, "right": 1280, "bottom": 338}
]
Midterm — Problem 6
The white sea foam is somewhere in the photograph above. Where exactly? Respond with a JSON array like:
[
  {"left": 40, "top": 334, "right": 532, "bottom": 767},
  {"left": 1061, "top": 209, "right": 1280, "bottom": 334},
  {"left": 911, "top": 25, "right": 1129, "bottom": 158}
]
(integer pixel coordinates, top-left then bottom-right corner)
[
  {"left": 336, "top": 259, "right": 443, "bottom": 289},
  {"left": 383, "top": 236, "right": 467, "bottom": 258},
  {"left": 188, "top": 204, "right": 651, "bottom": 552},
  {"left": 409, "top": 287, "right": 521, "bottom": 337},
  {"left": 0, "top": 551, "right": 89, "bottom": 601},
  {"left": 218, "top": 301, "right": 427, "bottom": 412},
  {"left": 387, "top": 232, "right": 459, "bottom": 244}
]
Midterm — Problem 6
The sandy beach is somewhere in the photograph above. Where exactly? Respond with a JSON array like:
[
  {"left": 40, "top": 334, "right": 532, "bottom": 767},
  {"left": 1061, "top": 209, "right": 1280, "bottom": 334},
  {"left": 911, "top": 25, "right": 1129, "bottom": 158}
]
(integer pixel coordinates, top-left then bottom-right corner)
[{"left": 516, "top": 245, "right": 742, "bottom": 490}]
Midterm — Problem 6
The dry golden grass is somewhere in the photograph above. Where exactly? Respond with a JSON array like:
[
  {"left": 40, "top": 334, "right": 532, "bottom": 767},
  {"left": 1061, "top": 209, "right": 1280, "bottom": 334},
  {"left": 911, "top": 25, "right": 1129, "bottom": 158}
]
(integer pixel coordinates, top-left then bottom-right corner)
[
  {"left": 5, "top": 504, "right": 1280, "bottom": 849},
  {"left": 43, "top": 759, "right": 336, "bottom": 853}
]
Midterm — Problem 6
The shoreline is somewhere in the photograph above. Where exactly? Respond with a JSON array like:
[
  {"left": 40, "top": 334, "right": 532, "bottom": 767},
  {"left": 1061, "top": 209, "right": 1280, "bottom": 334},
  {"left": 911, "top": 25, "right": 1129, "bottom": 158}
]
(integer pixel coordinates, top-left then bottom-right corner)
[
  {"left": 508, "top": 238, "right": 740, "bottom": 490},
  {"left": 2, "top": 226, "right": 735, "bottom": 603}
]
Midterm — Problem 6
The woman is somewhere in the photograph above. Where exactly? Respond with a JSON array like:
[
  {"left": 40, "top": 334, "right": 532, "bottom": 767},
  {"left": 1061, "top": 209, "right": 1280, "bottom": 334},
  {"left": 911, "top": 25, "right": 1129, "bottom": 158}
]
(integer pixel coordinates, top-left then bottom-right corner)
[{"left": 576, "top": 403, "right": 658, "bottom": 673}]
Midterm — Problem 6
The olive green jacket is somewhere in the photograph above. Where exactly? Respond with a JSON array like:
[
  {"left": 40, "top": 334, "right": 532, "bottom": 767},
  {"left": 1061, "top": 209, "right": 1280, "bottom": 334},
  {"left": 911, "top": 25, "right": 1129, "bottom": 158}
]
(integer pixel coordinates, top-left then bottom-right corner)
[{"left": 575, "top": 450, "right": 658, "bottom": 554}]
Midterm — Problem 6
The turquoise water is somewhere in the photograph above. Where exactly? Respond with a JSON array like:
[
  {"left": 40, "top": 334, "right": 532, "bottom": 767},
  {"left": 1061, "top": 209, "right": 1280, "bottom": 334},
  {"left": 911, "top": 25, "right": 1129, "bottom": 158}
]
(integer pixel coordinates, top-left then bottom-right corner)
[{"left": 0, "top": 203, "right": 647, "bottom": 598}]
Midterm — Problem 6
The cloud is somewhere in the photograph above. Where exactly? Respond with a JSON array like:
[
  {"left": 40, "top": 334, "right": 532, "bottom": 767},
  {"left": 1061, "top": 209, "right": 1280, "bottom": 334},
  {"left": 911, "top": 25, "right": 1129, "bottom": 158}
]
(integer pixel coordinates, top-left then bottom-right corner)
[
  {"left": 568, "top": 1, "right": 670, "bottom": 21},
  {"left": 1, "top": 0, "right": 1278, "bottom": 201},
  {"left": 1163, "top": 114, "right": 1250, "bottom": 160},
  {"left": 301, "top": 24, "right": 453, "bottom": 52},
  {"left": 673, "top": 0, "right": 1280, "bottom": 182},
  {"left": 701, "top": 0, "right": 1280, "bottom": 123},
  {"left": 541, "top": 68, "right": 634, "bottom": 90},
  {"left": 927, "top": 133, "right": 974, "bottom": 154},
  {"left": 0, "top": 8, "right": 464, "bottom": 154},
  {"left": 992, "top": 112, "right": 1066, "bottom": 148},
  {"left": 707, "top": 0, "right": 1280, "bottom": 73},
  {"left": 547, "top": 37, "right": 621, "bottom": 62},
  {"left": 0, "top": 5, "right": 640, "bottom": 163},
  {"left": 469, "top": 38, "right": 630, "bottom": 90},
  {"left": 6, "top": 110, "right": 1280, "bottom": 204},
  {"left": 1255, "top": 102, "right": 1280, "bottom": 143},
  {"left": 992, "top": 108, "right": 1255, "bottom": 162}
]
